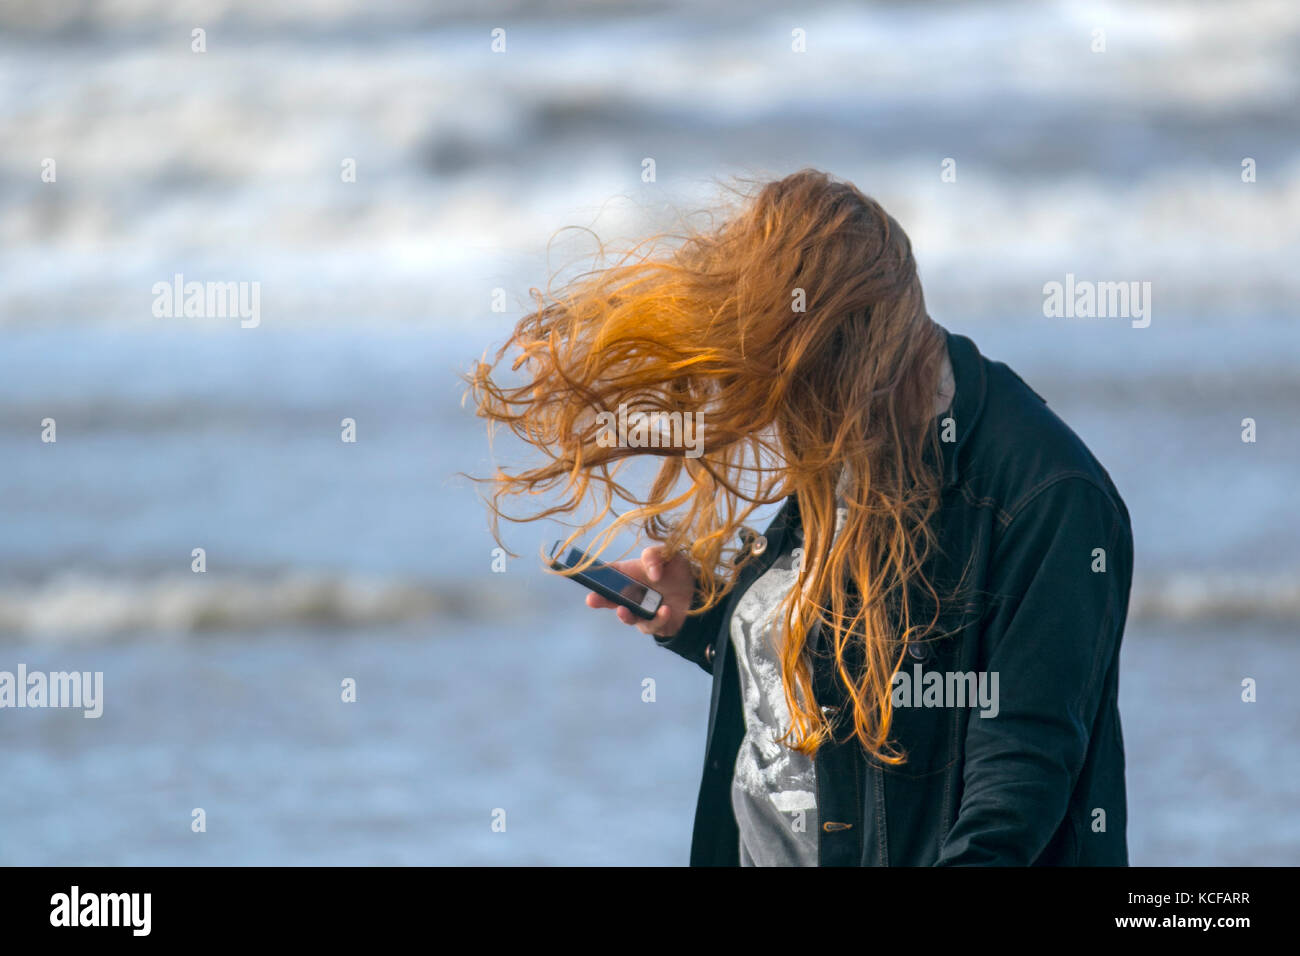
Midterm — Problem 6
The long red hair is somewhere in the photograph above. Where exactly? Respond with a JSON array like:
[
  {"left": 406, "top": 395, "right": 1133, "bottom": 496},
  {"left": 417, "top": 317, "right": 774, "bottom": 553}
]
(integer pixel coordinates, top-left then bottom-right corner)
[{"left": 467, "top": 168, "right": 948, "bottom": 762}]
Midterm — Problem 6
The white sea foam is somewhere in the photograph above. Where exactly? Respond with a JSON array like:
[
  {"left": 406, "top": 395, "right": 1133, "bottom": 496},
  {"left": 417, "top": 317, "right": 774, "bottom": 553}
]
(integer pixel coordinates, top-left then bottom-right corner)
[
  {"left": 0, "top": 567, "right": 1295, "bottom": 642},
  {"left": 0, "top": 571, "right": 470, "bottom": 640},
  {"left": 1, "top": 0, "right": 1297, "bottom": 326}
]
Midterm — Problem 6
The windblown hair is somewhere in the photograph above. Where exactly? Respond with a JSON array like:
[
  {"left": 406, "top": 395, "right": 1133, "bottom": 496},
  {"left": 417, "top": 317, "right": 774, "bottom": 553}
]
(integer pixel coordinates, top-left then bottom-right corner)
[{"left": 467, "top": 168, "right": 950, "bottom": 763}]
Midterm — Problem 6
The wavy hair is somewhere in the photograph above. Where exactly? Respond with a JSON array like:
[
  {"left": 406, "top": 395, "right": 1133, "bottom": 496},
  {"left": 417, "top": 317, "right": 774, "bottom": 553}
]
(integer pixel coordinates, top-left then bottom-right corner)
[{"left": 466, "top": 168, "right": 949, "bottom": 763}]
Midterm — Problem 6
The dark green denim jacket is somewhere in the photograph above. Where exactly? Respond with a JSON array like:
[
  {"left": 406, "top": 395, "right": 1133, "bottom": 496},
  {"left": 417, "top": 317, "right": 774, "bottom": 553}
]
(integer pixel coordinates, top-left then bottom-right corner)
[{"left": 655, "top": 327, "right": 1134, "bottom": 866}]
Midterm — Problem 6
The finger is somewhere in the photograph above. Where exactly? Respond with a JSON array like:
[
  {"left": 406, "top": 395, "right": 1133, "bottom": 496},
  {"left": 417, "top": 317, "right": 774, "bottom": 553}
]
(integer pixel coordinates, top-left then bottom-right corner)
[
  {"left": 585, "top": 592, "right": 617, "bottom": 610},
  {"left": 641, "top": 545, "right": 669, "bottom": 583},
  {"left": 640, "top": 603, "right": 674, "bottom": 636},
  {"left": 615, "top": 606, "right": 637, "bottom": 625}
]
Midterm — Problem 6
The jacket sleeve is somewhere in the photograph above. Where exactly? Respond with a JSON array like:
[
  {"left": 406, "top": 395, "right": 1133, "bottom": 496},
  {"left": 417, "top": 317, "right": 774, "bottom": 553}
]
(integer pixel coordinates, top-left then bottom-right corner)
[
  {"left": 935, "top": 475, "right": 1133, "bottom": 865},
  {"left": 652, "top": 580, "right": 730, "bottom": 676}
]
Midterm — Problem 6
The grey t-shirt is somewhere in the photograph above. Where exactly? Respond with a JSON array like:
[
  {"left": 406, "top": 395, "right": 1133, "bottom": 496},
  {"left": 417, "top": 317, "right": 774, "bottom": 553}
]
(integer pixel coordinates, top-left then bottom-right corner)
[
  {"left": 729, "top": 499, "right": 847, "bottom": 867},
  {"left": 727, "top": 341, "right": 954, "bottom": 866}
]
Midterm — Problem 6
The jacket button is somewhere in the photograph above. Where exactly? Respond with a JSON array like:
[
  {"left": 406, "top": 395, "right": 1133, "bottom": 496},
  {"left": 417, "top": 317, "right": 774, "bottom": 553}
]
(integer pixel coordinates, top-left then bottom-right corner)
[
  {"left": 820, "top": 705, "right": 840, "bottom": 717},
  {"left": 750, "top": 535, "right": 767, "bottom": 556},
  {"left": 704, "top": 643, "right": 715, "bottom": 664},
  {"left": 907, "top": 642, "right": 929, "bottom": 661},
  {"left": 822, "top": 821, "right": 853, "bottom": 832}
]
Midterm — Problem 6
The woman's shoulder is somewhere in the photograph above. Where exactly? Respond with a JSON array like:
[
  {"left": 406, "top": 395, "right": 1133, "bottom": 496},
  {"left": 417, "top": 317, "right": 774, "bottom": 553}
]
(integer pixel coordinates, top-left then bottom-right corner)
[{"left": 951, "top": 335, "right": 1128, "bottom": 525}]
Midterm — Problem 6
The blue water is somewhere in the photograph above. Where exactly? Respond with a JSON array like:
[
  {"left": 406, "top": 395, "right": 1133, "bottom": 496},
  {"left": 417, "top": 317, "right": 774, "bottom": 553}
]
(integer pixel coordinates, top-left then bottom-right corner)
[{"left": 2, "top": 618, "right": 1296, "bottom": 865}]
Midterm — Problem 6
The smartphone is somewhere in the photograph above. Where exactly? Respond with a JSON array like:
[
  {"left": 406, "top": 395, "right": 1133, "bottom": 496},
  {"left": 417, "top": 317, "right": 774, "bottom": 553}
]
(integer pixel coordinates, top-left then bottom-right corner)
[{"left": 548, "top": 541, "right": 663, "bottom": 620}]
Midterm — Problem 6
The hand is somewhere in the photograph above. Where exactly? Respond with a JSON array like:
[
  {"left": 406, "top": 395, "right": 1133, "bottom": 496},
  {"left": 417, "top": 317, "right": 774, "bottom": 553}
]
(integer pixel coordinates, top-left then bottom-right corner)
[{"left": 583, "top": 545, "right": 696, "bottom": 639}]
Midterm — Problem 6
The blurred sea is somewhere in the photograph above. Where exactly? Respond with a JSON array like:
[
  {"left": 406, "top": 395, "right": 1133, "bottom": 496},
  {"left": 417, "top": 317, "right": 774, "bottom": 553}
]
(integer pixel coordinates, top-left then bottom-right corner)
[{"left": 0, "top": 0, "right": 1297, "bottom": 864}]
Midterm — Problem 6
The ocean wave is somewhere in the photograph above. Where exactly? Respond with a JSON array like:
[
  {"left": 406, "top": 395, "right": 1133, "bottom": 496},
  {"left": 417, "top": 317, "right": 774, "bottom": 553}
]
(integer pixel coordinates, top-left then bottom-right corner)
[
  {"left": 1129, "top": 571, "right": 1300, "bottom": 627},
  {"left": 2, "top": 0, "right": 1299, "bottom": 328},
  {"left": 0, "top": 567, "right": 1296, "bottom": 642},
  {"left": 0, "top": 571, "right": 508, "bottom": 641}
]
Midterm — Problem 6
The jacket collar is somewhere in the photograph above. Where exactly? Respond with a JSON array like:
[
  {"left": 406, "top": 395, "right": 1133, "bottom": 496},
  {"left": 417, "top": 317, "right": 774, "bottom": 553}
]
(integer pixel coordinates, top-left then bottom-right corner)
[{"left": 939, "top": 325, "right": 987, "bottom": 490}]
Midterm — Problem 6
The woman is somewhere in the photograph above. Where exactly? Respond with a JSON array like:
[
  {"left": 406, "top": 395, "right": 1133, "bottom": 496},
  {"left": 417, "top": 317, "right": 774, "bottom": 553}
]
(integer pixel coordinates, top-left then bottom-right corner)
[{"left": 468, "top": 169, "right": 1134, "bottom": 866}]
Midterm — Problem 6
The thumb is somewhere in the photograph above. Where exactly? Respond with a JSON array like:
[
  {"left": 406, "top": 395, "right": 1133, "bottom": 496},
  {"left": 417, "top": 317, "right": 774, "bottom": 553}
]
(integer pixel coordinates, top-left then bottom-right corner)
[{"left": 641, "top": 545, "right": 670, "bottom": 583}]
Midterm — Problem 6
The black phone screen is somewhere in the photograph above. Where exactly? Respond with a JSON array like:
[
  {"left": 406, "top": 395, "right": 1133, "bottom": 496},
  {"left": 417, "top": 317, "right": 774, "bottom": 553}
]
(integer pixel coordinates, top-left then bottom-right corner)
[{"left": 559, "top": 547, "right": 648, "bottom": 603}]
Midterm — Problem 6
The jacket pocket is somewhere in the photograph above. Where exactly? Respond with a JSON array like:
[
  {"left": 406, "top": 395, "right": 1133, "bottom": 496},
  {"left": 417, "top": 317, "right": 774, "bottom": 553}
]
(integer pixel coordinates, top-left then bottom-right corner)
[{"left": 882, "top": 640, "right": 964, "bottom": 778}]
